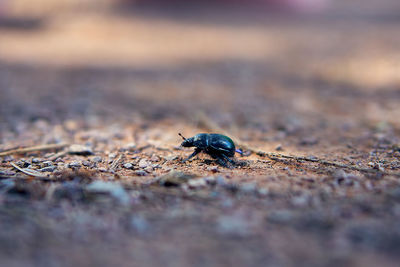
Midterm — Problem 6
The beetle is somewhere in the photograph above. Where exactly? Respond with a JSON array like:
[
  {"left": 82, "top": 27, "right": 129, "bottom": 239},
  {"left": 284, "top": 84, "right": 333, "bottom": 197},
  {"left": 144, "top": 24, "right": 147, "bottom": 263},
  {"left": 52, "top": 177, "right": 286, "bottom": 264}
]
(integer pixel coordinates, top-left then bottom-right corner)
[{"left": 178, "top": 133, "right": 242, "bottom": 168}]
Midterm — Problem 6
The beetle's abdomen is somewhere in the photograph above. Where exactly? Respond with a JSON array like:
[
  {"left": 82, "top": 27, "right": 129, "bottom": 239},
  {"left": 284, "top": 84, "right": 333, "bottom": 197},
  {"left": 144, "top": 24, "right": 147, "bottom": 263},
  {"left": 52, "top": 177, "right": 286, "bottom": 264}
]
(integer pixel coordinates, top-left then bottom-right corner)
[{"left": 209, "top": 134, "right": 235, "bottom": 157}]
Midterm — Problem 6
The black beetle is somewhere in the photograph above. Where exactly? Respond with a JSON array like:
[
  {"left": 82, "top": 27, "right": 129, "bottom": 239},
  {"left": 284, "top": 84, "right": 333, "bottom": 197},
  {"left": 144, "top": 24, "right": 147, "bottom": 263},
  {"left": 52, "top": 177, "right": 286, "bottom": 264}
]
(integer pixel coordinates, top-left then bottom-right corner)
[{"left": 179, "top": 133, "right": 242, "bottom": 168}]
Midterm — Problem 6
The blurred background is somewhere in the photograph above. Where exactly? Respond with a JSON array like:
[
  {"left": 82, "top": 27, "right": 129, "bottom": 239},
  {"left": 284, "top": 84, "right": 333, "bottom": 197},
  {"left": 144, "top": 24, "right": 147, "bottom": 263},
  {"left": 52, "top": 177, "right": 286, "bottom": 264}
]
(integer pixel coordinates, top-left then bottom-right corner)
[{"left": 1, "top": 0, "right": 400, "bottom": 148}]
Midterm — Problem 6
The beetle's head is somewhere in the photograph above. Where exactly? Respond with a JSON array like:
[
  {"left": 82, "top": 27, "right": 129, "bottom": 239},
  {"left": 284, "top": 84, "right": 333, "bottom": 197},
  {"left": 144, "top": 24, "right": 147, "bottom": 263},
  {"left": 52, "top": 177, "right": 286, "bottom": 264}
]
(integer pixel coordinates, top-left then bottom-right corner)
[{"left": 179, "top": 133, "right": 194, "bottom": 147}]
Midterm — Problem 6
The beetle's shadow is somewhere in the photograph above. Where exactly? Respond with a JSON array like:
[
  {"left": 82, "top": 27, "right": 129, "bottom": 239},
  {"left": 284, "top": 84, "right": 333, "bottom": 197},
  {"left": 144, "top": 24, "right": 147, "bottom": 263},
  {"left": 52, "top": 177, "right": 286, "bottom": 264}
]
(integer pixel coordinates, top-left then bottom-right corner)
[{"left": 200, "top": 159, "right": 249, "bottom": 168}]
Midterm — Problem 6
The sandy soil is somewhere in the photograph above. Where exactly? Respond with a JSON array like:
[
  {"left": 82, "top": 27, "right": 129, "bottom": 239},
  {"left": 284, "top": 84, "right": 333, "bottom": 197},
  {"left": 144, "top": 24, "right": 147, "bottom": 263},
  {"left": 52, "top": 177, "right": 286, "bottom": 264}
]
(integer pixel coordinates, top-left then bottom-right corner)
[{"left": 1, "top": 2, "right": 400, "bottom": 266}]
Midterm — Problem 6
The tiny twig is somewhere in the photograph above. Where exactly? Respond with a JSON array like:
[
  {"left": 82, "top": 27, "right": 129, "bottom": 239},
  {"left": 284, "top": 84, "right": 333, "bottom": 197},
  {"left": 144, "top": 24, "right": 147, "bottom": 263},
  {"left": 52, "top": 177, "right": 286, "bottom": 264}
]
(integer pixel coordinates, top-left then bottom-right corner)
[
  {"left": 10, "top": 162, "right": 51, "bottom": 179},
  {"left": 0, "top": 143, "right": 69, "bottom": 157},
  {"left": 110, "top": 154, "right": 123, "bottom": 171},
  {"left": 46, "top": 150, "right": 69, "bottom": 161},
  {"left": 196, "top": 111, "right": 400, "bottom": 177}
]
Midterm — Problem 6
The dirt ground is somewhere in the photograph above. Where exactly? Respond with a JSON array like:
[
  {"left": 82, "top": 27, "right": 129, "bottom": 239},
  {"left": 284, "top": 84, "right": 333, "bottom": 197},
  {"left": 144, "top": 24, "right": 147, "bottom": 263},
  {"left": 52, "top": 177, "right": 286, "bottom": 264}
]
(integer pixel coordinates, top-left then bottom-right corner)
[{"left": 1, "top": 1, "right": 400, "bottom": 266}]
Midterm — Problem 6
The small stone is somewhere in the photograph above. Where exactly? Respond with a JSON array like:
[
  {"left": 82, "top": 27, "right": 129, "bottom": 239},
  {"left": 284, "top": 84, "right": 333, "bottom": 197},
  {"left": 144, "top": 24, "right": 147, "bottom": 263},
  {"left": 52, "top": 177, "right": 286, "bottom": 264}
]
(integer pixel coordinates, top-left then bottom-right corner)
[
  {"left": 86, "top": 181, "right": 130, "bottom": 205},
  {"left": 299, "top": 137, "right": 319, "bottom": 146},
  {"left": 92, "top": 156, "right": 102, "bottom": 163},
  {"left": 68, "top": 144, "right": 93, "bottom": 156},
  {"left": 57, "top": 162, "right": 66, "bottom": 168},
  {"left": 187, "top": 178, "right": 207, "bottom": 189},
  {"left": 64, "top": 120, "right": 79, "bottom": 131},
  {"left": 68, "top": 161, "right": 81, "bottom": 168},
  {"left": 150, "top": 155, "right": 160, "bottom": 162},
  {"left": 42, "top": 161, "right": 54, "bottom": 167},
  {"left": 98, "top": 167, "right": 108, "bottom": 172},
  {"left": 158, "top": 170, "right": 197, "bottom": 186},
  {"left": 275, "top": 144, "right": 283, "bottom": 151},
  {"left": 204, "top": 176, "right": 216, "bottom": 185},
  {"left": 38, "top": 166, "right": 57, "bottom": 172},
  {"left": 2, "top": 156, "right": 14, "bottom": 162},
  {"left": 373, "top": 163, "right": 385, "bottom": 172},
  {"left": 54, "top": 158, "right": 64, "bottom": 163},
  {"left": 108, "top": 153, "right": 117, "bottom": 159},
  {"left": 0, "top": 169, "right": 16, "bottom": 176},
  {"left": 144, "top": 166, "right": 153, "bottom": 173},
  {"left": 138, "top": 159, "right": 149, "bottom": 168},
  {"left": 32, "top": 158, "right": 41, "bottom": 164},
  {"left": 17, "top": 160, "right": 30, "bottom": 168},
  {"left": 207, "top": 166, "right": 219, "bottom": 173},
  {"left": 124, "top": 143, "right": 137, "bottom": 151},
  {"left": 257, "top": 187, "right": 269, "bottom": 196},
  {"left": 123, "top": 163, "right": 134, "bottom": 169},
  {"left": 135, "top": 170, "right": 148, "bottom": 176},
  {"left": 82, "top": 161, "right": 91, "bottom": 167},
  {"left": 291, "top": 194, "right": 310, "bottom": 207}
]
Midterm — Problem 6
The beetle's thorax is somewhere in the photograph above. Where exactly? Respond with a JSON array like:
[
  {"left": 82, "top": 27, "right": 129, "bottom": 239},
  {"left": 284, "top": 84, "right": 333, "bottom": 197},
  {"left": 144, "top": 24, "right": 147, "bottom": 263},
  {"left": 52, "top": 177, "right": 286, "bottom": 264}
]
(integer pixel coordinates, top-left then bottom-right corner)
[{"left": 192, "top": 133, "right": 209, "bottom": 149}]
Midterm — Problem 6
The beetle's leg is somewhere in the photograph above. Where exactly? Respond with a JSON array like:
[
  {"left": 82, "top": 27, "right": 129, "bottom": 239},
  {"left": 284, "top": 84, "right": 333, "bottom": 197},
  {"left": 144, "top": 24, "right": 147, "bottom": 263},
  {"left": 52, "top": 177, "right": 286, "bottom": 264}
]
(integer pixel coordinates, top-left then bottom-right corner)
[
  {"left": 221, "top": 154, "right": 236, "bottom": 166},
  {"left": 182, "top": 148, "right": 202, "bottom": 163},
  {"left": 216, "top": 157, "right": 231, "bottom": 168}
]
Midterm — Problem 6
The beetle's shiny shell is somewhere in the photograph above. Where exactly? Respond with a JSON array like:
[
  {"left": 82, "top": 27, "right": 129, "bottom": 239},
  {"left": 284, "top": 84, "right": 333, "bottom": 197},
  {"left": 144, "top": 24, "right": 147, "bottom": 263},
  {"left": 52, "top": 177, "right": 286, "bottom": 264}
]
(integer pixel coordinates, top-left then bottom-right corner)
[{"left": 206, "top": 134, "right": 235, "bottom": 157}]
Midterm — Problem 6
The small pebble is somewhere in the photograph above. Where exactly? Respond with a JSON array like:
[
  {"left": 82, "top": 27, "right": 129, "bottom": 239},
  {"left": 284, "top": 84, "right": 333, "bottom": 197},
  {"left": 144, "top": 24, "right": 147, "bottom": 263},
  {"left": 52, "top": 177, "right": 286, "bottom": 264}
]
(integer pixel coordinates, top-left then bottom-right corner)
[
  {"left": 204, "top": 176, "right": 216, "bottom": 185},
  {"left": 98, "top": 167, "right": 108, "bottom": 172},
  {"left": 257, "top": 187, "right": 269, "bottom": 196},
  {"left": 138, "top": 159, "right": 149, "bottom": 168},
  {"left": 82, "top": 161, "right": 91, "bottom": 167},
  {"left": 39, "top": 166, "right": 57, "bottom": 172},
  {"left": 0, "top": 169, "right": 16, "bottom": 176},
  {"left": 187, "top": 178, "right": 207, "bottom": 189},
  {"left": 86, "top": 181, "right": 129, "bottom": 205},
  {"left": 150, "top": 155, "right": 160, "bottom": 162},
  {"left": 299, "top": 137, "right": 318, "bottom": 146},
  {"left": 207, "top": 166, "right": 219, "bottom": 173},
  {"left": 68, "top": 144, "right": 93, "bottom": 156},
  {"left": 92, "top": 156, "right": 102, "bottom": 163},
  {"left": 135, "top": 170, "right": 148, "bottom": 176},
  {"left": 42, "top": 161, "right": 54, "bottom": 167},
  {"left": 32, "top": 158, "right": 41, "bottom": 164},
  {"left": 275, "top": 144, "right": 283, "bottom": 151},
  {"left": 2, "top": 156, "right": 14, "bottom": 162},
  {"left": 145, "top": 166, "right": 153, "bottom": 173},
  {"left": 158, "top": 170, "right": 196, "bottom": 186},
  {"left": 124, "top": 143, "right": 137, "bottom": 151},
  {"left": 68, "top": 161, "right": 81, "bottom": 168},
  {"left": 123, "top": 163, "right": 134, "bottom": 169},
  {"left": 17, "top": 160, "right": 30, "bottom": 168}
]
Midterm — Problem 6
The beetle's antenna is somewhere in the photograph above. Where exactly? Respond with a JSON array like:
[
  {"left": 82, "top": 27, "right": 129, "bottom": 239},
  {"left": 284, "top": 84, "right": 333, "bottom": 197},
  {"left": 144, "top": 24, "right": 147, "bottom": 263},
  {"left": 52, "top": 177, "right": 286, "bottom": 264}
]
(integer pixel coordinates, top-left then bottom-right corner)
[
  {"left": 235, "top": 149, "right": 243, "bottom": 155},
  {"left": 178, "top": 133, "right": 187, "bottom": 141}
]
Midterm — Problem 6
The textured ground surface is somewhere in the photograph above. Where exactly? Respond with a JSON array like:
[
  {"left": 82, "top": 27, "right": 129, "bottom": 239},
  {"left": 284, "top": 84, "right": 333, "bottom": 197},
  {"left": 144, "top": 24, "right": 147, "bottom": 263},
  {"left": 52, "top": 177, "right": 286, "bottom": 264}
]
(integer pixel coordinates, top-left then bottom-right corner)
[{"left": 1, "top": 1, "right": 400, "bottom": 266}]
